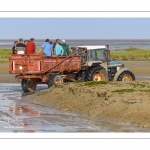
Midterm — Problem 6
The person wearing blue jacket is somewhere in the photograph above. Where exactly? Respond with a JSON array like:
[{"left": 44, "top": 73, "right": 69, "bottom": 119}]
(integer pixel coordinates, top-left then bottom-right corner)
[
  {"left": 37, "top": 39, "right": 53, "bottom": 56},
  {"left": 54, "top": 39, "right": 64, "bottom": 56}
]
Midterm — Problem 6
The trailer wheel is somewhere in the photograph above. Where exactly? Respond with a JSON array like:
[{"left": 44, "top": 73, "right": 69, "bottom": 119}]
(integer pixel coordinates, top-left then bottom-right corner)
[
  {"left": 85, "top": 66, "right": 108, "bottom": 81},
  {"left": 21, "top": 79, "right": 36, "bottom": 92},
  {"left": 117, "top": 70, "right": 135, "bottom": 82},
  {"left": 48, "top": 75, "right": 63, "bottom": 88}
]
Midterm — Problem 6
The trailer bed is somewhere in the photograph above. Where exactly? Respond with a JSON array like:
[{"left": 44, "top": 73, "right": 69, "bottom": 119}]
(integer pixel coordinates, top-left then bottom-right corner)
[{"left": 9, "top": 54, "right": 82, "bottom": 74}]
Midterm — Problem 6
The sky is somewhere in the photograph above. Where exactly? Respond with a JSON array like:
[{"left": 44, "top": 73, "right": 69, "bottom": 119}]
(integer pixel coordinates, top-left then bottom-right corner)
[{"left": 0, "top": 18, "right": 150, "bottom": 39}]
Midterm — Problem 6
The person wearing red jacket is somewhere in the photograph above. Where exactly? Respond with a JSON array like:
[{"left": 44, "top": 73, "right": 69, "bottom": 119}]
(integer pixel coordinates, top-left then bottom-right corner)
[{"left": 25, "top": 38, "right": 36, "bottom": 54}]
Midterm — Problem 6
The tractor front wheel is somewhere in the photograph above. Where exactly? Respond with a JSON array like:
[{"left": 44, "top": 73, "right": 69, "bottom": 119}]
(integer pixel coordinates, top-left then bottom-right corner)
[{"left": 117, "top": 71, "right": 135, "bottom": 82}]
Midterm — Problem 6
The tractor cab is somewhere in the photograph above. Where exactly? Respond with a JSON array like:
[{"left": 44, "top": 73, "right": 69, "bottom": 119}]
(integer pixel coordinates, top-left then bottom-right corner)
[
  {"left": 77, "top": 45, "right": 124, "bottom": 68},
  {"left": 77, "top": 45, "right": 110, "bottom": 62}
]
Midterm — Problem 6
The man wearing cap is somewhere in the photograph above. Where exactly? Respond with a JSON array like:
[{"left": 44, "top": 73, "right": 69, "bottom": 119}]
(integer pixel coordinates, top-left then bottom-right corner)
[
  {"left": 25, "top": 38, "right": 36, "bottom": 54},
  {"left": 16, "top": 38, "right": 25, "bottom": 54},
  {"left": 61, "top": 39, "right": 69, "bottom": 56}
]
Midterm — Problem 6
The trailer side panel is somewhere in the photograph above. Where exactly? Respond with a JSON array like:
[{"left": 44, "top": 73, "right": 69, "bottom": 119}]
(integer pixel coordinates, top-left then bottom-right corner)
[{"left": 9, "top": 54, "right": 81, "bottom": 74}]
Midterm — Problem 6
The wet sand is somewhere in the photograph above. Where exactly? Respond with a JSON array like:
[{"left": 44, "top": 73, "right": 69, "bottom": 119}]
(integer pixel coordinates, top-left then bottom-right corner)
[
  {"left": 0, "top": 75, "right": 18, "bottom": 83},
  {"left": 122, "top": 61, "right": 150, "bottom": 77},
  {"left": 27, "top": 81, "right": 150, "bottom": 128},
  {"left": 0, "top": 58, "right": 18, "bottom": 83}
]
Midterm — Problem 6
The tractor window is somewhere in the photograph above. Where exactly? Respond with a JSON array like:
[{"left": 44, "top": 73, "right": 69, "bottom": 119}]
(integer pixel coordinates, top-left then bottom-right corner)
[
  {"left": 95, "top": 49, "right": 106, "bottom": 60},
  {"left": 89, "top": 49, "right": 106, "bottom": 61},
  {"left": 90, "top": 50, "right": 96, "bottom": 60}
]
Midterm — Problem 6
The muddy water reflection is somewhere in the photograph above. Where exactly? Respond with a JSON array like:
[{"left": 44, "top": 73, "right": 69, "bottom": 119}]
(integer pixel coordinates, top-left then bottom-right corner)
[{"left": 0, "top": 83, "right": 150, "bottom": 132}]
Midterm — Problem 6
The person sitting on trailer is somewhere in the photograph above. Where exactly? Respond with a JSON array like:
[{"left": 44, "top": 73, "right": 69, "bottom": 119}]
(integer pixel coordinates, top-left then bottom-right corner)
[
  {"left": 25, "top": 38, "right": 36, "bottom": 54},
  {"left": 61, "top": 39, "right": 69, "bottom": 56},
  {"left": 37, "top": 39, "right": 53, "bottom": 57},
  {"left": 16, "top": 38, "right": 25, "bottom": 54},
  {"left": 24, "top": 40, "right": 28, "bottom": 46},
  {"left": 12, "top": 41, "right": 18, "bottom": 54},
  {"left": 54, "top": 39, "right": 64, "bottom": 56}
]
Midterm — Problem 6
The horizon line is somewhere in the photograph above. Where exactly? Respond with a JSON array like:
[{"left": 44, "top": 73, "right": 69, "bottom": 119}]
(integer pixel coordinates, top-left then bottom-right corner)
[{"left": 0, "top": 38, "right": 150, "bottom": 40}]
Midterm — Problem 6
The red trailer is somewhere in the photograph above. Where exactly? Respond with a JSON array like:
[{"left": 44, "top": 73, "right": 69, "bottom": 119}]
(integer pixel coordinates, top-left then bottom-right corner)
[{"left": 9, "top": 54, "right": 82, "bottom": 92}]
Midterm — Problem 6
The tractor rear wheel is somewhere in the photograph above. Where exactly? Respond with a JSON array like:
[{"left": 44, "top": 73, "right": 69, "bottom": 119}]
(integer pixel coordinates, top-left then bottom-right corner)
[
  {"left": 117, "top": 70, "right": 135, "bottom": 82},
  {"left": 85, "top": 66, "right": 108, "bottom": 81},
  {"left": 21, "top": 79, "right": 37, "bottom": 92},
  {"left": 48, "top": 74, "right": 63, "bottom": 88}
]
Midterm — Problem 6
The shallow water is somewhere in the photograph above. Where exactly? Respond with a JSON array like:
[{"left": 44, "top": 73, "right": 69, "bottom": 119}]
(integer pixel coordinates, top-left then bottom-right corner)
[{"left": 0, "top": 83, "right": 150, "bottom": 132}]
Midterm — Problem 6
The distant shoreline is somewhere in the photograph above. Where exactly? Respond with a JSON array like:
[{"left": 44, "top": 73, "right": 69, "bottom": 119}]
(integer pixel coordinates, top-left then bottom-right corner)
[{"left": 1, "top": 39, "right": 150, "bottom": 49}]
